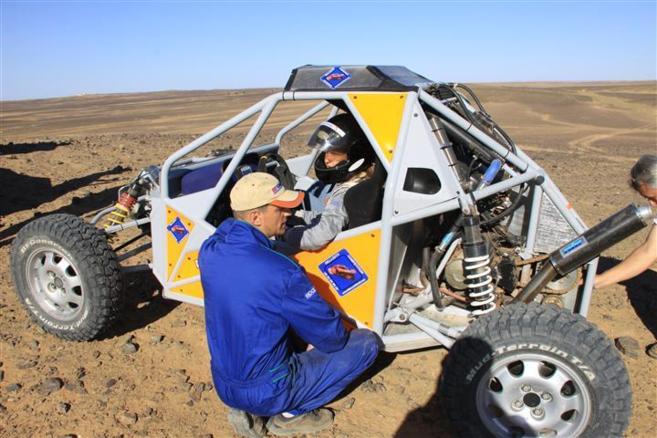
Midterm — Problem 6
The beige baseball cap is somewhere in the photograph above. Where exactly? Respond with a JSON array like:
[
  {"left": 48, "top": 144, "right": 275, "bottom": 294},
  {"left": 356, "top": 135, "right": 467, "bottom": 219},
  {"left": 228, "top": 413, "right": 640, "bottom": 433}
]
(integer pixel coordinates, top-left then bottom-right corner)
[{"left": 230, "top": 172, "right": 304, "bottom": 211}]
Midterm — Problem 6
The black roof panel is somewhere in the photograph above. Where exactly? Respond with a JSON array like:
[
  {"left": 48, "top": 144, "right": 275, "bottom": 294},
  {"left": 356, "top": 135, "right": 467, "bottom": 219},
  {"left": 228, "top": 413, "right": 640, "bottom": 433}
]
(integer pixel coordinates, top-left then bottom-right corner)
[{"left": 284, "top": 65, "right": 433, "bottom": 92}]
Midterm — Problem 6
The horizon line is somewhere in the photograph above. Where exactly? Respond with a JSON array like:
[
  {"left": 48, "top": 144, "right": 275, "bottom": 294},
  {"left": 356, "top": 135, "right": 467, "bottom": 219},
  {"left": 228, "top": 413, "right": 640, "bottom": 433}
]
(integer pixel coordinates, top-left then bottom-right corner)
[{"left": 2, "top": 78, "right": 656, "bottom": 104}]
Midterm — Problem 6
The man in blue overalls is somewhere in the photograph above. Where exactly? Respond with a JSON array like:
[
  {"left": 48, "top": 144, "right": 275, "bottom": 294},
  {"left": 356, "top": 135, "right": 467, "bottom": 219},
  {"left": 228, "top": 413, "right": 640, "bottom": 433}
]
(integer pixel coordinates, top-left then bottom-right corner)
[{"left": 199, "top": 172, "right": 380, "bottom": 436}]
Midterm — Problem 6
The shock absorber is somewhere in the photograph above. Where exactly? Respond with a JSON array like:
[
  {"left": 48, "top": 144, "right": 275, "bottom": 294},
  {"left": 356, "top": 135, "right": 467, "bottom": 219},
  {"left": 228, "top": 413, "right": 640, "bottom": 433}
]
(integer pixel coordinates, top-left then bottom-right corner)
[
  {"left": 104, "top": 186, "right": 139, "bottom": 229},
  {"left": 462, "top": 214, "right": 496, "bottom": 315},
  {"left": 102, "top": 166, "right": 159, "bottom": 230},
  {"left": 427, "top": 159, "right": 503, "bottom": 309}
]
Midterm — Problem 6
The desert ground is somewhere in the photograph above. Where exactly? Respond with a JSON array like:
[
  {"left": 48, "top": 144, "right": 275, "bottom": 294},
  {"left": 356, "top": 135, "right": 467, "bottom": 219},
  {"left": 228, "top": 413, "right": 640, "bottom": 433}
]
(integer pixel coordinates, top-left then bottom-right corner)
[{"left": 1, "top": 81, "right": 656, "bottom": 438}]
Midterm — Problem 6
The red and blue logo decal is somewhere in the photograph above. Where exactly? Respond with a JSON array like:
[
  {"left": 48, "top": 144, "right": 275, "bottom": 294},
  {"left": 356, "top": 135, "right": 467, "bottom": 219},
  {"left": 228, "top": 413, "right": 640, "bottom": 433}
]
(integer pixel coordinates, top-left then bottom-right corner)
[
  {"left": 321, "top": 66, "right": 351, "bottom": 89},
  {"left": 318, "top": 249, "right": 368, "bottom": 296},
  {"left": 167, "top": 217, "right": 189, "bottom": 244}
]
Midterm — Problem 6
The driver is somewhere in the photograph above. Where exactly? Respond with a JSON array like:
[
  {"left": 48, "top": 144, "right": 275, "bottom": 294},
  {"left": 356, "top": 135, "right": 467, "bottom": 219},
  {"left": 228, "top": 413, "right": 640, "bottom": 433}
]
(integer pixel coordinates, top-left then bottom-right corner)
[{"left": 284, "top": 113, "right": 374, "bottom": 251}]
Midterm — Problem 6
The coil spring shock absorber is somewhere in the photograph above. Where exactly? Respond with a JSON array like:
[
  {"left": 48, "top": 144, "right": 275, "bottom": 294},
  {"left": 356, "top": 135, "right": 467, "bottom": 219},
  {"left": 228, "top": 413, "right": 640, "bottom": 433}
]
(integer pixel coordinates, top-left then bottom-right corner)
[
  {"left": 102, "top": 166, "right": 160, "bottom": 230},
  {"left": 104, "top": 187, "right": 138, "bottom": 229},
  {"left": 462, "top": 214, "right": 496, "bottom": 315}
]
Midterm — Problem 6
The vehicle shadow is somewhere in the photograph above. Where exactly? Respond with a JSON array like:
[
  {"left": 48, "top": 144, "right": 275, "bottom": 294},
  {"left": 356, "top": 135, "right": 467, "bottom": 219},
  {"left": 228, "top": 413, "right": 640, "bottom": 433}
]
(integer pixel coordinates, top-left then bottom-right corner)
[
  {"left": 392, "top": 350, "right": 456, "bottom": 438},
  {"left": 0, "top": 165, "right": 129, "bottom": 216},
  {"left": 598, "top": 256, "right": 657, "bottom": 338},
  {"left": 100, "top": 269, "right": 179, "bottom": 339},
  {"left": 330, "top": 346, "right": 455, "bottom": 436},
  {"left": 393, "top": 387, "right": 455, "bottom": 436},
  {"left": 1, "top": 140, "right": 70, "bottom": 155},
  {"left": 0, "top": 167, "right": 131, "bottom": 247},
  {"left": 394, "top": 339, "right": 500, "bottom": 437}
]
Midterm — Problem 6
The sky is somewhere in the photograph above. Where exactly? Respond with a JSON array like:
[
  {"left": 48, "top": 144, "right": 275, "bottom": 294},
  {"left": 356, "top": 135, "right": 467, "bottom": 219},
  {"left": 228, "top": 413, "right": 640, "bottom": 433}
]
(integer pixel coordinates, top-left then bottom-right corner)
[{"left": 1, "top": 1, "right": 656, "bottom": 101}]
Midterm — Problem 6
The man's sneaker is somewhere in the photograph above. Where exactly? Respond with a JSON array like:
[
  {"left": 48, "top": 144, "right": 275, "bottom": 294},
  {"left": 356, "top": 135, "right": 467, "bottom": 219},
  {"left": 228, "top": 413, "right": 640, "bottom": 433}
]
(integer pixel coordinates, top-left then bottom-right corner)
[
  {"left": 266, "top": 408, "right": 334, "bottom": 436},
  {"left": 227, "top": 408, "right": 267, "bottom": 438}
]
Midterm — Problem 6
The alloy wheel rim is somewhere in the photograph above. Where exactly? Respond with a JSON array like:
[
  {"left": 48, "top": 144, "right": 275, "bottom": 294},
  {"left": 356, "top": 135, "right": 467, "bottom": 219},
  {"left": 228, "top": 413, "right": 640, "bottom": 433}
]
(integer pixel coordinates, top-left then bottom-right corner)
[
  {"left": 475, "top": 352, "right": 592, "bottom": 437},
  {"left": 25, "top": 247, "right": 85, "bottom": 321}
]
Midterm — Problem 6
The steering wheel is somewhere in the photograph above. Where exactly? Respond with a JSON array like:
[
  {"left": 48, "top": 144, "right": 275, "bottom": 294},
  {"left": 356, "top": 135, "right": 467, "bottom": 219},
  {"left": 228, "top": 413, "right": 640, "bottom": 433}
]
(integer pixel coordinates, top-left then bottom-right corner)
[{"left": 257, "top": 152, "right": 297, "bottom": 190}]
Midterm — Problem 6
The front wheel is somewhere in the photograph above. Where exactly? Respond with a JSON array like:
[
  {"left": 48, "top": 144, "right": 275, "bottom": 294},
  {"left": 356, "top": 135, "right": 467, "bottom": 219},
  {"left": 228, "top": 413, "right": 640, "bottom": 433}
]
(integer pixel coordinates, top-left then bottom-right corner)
[
  {"left": 11, "top": 214, "right": 123, "bottom": 341},
  {"left": 441, "top": 303, "right": 631, "bottom": 437}
]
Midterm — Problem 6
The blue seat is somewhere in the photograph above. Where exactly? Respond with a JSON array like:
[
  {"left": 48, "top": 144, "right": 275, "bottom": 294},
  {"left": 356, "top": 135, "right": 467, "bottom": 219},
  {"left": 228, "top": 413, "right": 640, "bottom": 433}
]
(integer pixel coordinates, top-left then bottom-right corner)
[
  {"left": 180, "top": 162, "right": 223, "bottom": 195},
  {"left": 179, "top": 153, "right": 261, "bottom": 196}
]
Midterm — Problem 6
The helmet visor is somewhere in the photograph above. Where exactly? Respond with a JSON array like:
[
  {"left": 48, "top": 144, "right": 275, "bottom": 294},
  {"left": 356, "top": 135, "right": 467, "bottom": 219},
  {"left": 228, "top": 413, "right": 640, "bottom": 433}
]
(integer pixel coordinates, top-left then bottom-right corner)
[{"left": 307, "top": 121, "right": 349, "bottom": 153}]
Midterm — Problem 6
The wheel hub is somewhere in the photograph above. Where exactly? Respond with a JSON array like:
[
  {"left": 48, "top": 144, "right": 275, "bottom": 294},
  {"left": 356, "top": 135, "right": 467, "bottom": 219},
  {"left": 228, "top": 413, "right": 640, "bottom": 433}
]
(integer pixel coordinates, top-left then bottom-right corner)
[
  {"left": 26, "top": 248, "right": 85, "bottom": 321},
  {"left": 523, "top": 392, "right": 541, "bottom": 408},
  {"left": 476, "top": 353, "right": 592, "bottom": 437}
]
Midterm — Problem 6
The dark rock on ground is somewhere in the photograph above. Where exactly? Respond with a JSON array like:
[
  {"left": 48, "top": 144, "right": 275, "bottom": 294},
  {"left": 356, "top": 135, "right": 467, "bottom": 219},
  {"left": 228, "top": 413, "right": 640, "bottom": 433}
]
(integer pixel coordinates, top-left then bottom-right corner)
[
  {"left": 615, "top": 336, "right": 641, "bottom": 358},
  {"left": 122, "top": 342, "right": 139, "bottom": 354},
  {"left": 6, "top": 383, "right": 22, "bottom": 392},
  {"left": 64, "top": 380, "right": 88, "bottom": 394},
  {"left": 361, "top": 379, "right": 387, "bottom": 393},
  {"left": 17, "top": 359, "right": 38, "bottom": 369},
  {"left": 340, "top": 397, "right": 355, "bottom": 410},
  {"left": 116, "top": 410, "right": 138, "bottom": 426},
  {"left": 75, "top": 368, "right": 86, "bottom": 379},
  {"left": 39, "top": 377, "right": 64, "bottom": 395}
]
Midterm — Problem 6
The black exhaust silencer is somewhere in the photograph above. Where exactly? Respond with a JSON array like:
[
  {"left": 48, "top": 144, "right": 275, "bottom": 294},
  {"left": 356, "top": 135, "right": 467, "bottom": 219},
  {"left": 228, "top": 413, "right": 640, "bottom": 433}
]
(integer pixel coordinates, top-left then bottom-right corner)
[{"left": 513, "top": 203, "right": 654, "bottom": 304}]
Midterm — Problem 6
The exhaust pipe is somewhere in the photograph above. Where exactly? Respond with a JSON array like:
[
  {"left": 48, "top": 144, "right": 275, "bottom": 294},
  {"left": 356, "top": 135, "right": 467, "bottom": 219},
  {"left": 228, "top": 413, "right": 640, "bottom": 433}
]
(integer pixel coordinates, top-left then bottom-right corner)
[{"left": 513, "top": 203, "right": 654, "bottom": 304}]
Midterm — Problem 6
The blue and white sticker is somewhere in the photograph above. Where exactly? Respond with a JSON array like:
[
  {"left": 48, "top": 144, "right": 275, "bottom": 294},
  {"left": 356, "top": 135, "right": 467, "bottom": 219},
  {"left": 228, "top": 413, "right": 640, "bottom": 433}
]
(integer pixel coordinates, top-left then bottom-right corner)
[
  {"left": 560, "top": 236, "right": 587, "bottom": 256},
  {"left": 167, "top": 216, "right": 189, "bottom": 244},
  {"left": 318, "top": 249, "right": 368, "bottom": 296},
  {"left": 304, "top": 287, "right": 317, "bottom": 300},
  {"left": 321, "top": 66, "right": 351, "bottom": 89}
]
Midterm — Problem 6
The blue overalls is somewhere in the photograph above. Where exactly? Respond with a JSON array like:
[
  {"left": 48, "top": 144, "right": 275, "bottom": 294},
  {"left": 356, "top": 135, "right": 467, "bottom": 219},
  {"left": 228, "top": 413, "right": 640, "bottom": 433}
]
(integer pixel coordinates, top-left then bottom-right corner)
[{"left": 199, "top": 219, "right": 379, "bottom": 416}]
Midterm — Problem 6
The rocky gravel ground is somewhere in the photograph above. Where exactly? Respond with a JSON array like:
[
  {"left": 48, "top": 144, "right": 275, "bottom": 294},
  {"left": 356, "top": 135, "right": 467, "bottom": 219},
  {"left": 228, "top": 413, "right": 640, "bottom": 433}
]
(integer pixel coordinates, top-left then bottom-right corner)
[{"left": 1, "top": 83, "right": 656, "bottom": 437}]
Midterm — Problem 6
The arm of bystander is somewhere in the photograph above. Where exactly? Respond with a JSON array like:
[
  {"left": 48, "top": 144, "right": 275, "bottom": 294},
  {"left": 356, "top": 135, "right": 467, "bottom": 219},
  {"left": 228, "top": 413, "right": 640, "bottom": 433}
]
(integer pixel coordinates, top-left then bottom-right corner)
[{"left": 595, "top": 224, "right": 657, "bottom": 288}]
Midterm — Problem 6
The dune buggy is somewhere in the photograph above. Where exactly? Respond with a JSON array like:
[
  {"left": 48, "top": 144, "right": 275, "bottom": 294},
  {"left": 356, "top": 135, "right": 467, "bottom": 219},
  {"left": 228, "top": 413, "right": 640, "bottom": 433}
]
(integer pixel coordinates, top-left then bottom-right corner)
[{"left": 12, "top": 65, "right": 653, "bottom": 437}]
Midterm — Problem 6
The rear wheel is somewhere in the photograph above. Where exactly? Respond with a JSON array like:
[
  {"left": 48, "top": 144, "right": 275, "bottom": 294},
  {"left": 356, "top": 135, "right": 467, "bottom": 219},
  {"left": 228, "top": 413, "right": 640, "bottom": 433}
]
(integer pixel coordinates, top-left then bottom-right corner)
[
  {"left": 11, "top": 214, "right": 122, "bottom": 340},
  {"left": 441, "top": 303, "right": 631, "bottom": 437}
]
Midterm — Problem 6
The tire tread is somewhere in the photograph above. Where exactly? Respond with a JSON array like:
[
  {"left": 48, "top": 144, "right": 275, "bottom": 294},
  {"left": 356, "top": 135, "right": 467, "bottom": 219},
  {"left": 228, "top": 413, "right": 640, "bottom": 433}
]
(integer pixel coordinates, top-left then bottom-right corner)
[
  {"left": 441, "top": 303, "right": 631, "bottom": 437},
  {"left": 11, "top": 214, "right": 122, "bottom": 341}
]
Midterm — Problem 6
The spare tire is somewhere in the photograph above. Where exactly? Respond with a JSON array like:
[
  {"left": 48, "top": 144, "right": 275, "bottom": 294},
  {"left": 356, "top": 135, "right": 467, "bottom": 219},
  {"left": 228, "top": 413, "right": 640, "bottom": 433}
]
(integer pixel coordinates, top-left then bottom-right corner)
[{"left": 11, "top": 214, "right": 122, "bottom": 341}]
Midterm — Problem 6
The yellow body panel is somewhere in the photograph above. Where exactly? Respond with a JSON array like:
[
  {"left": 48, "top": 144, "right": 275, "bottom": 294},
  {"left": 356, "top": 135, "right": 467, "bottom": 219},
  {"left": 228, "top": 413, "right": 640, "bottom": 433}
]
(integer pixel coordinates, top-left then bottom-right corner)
[
  {"left": 348, "top": 93, "right": 407, "bottom": 162},
  {"left": 175, "top": 250, "right": 200, "bottom": 281},
  {"left": 172, "top": 281, "right": 204, "bottom": 299},
  {"left": 166, "top": 208, "right": 195, "bottom": 280},
  {"left": 294, "top": 230, "right": 380, "bottom": 328}
]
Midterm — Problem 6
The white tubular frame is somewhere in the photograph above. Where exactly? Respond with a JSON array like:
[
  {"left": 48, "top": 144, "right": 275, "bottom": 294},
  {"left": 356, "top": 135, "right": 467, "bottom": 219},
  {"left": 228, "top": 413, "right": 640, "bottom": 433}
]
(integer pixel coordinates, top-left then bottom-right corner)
[{"left": 155, "top": 86, "right": 594, "bottom": 351}]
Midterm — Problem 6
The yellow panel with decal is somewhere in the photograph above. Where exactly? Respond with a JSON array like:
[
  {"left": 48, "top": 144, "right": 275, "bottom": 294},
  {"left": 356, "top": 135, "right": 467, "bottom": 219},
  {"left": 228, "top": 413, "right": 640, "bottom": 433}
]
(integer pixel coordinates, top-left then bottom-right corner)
[
  {"left": 348, "top": 93, "right": 407, "bottom": 162},
  {"left": 294, "top": 230, "right": 380, "bottom": 328},
  {"left": 174, "top": 250, "right": 200, "bottom": 281},
  {"left": 172, "top": 281, "right": 204, "bottom": 299},
  {"left": 166, "top": 208, "right": 195, "bottom": 281}
]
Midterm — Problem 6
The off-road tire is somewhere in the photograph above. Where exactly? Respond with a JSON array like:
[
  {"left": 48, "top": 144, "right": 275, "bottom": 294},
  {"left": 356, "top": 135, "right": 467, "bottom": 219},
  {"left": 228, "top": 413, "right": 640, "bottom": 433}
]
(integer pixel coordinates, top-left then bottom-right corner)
[
  {"left": 11, "top": 214, "right": 122, "bottom": 341},
  {"left": 441, "top": 303, "right": 631, "bottom": 437}
]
